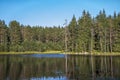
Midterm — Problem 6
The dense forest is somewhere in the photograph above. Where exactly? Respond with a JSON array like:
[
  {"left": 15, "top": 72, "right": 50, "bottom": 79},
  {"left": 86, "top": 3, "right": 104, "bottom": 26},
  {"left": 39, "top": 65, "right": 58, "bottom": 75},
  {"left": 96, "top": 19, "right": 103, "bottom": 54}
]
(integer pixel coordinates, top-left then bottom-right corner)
[{"left": 0, "top": 10, "right": 120, "bottom": 53}]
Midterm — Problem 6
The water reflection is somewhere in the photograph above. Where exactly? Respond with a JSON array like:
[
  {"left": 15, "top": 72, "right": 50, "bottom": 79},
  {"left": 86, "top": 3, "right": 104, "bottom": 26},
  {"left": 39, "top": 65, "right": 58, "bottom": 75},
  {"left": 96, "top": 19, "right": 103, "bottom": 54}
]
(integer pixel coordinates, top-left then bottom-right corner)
[
  {"left": 0, "top": 54, "right": 120, "bottom": 80},
  {"left": 67, "top": 55, "right": 120, "bottom": 80}
]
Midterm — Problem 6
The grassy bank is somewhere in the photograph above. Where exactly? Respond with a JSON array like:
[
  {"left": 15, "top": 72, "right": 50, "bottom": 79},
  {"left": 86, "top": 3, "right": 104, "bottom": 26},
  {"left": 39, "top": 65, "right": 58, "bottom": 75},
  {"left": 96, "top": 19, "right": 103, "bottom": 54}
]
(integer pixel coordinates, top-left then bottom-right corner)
[
  {"left": 92, "top": 52, "right": 120, "bottom": 56},
  {"left": 64, "top": 52, "right": 120, "bottom": 56},
  {"left": 0, "top": 51, "right": 63, "bottom": 55}
]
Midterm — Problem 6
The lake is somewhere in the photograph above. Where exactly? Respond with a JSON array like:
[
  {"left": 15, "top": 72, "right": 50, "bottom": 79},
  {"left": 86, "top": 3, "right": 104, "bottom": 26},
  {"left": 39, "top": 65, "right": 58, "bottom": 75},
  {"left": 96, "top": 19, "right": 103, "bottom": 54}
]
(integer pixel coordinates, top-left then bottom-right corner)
[{"left": 0, "top": 54, "right": 120, "bottom": 80}]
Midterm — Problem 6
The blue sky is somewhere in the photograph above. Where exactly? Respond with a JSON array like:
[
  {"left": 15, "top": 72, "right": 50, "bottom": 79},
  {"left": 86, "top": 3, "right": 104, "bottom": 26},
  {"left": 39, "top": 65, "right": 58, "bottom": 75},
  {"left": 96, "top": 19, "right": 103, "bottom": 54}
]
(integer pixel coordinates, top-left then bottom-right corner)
[{"left": 0, "top": 0, "right": 120, "bottom": 26}]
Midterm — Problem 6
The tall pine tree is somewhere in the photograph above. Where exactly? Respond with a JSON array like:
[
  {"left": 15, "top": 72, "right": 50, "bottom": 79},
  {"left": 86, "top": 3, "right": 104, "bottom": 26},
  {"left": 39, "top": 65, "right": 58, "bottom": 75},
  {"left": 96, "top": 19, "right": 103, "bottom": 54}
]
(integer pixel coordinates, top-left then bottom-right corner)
[{"left": 9, "top": 20, "right": 22, "bottom": 51}]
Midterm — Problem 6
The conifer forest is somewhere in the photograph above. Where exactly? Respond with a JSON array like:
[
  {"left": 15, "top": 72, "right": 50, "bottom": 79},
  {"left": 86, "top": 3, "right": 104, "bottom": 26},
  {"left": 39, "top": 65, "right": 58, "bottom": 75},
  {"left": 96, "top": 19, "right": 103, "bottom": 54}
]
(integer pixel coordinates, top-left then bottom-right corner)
[{"left": 0, "top": 10, "right": 120, "bottom": 53}]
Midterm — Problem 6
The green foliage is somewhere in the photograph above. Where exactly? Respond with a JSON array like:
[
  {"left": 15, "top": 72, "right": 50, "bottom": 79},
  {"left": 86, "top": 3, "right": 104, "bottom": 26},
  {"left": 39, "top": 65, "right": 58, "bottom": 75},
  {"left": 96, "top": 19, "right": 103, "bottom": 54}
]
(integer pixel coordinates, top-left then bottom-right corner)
[
  {"left": 68, "top": 15, "right": 77, "bottom": 52},
  {"left": 0, "top": 20, "right": 9, "bottom": 51},
  {"left": 77, "top": 11, "right": 92, "bottom": 52},
  {"left": 9, "top": 20, "right": 22, "bottom": 45}
]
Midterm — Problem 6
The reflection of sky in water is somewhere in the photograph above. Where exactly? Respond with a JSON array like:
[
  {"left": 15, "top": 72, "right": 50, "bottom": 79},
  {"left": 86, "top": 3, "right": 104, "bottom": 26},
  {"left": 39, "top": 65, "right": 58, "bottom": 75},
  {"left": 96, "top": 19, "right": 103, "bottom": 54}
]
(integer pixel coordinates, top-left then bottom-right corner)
[
  {"left": 23, "top": 54, "right": 65, "bottom": 58},
  {"left": 31, "top": 76, "right": 67, "bottom": 80}
]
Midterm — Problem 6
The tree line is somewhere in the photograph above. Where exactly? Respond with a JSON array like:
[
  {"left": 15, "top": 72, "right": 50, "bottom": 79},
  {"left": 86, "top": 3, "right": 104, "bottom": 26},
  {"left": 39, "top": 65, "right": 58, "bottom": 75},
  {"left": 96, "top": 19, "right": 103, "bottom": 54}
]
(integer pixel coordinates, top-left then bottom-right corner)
[{"left": 0, "top": 10, "right": 120, "bottom": 53}]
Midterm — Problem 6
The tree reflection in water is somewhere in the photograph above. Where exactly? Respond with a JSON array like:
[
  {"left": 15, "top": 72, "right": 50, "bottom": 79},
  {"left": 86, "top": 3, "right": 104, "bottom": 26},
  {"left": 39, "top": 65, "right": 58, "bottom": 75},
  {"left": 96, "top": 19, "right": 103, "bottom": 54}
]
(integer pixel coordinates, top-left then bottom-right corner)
[{"left": 0, "top": 54, "right": 120, "bottom": 80}]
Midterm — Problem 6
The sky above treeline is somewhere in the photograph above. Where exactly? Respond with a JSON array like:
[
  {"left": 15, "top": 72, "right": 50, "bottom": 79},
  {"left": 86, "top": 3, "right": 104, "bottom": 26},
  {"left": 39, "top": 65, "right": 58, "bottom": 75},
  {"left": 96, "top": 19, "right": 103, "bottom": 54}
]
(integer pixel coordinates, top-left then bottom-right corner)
[{"left": 0, "top": 0, "right": 120, "bottom": 26}]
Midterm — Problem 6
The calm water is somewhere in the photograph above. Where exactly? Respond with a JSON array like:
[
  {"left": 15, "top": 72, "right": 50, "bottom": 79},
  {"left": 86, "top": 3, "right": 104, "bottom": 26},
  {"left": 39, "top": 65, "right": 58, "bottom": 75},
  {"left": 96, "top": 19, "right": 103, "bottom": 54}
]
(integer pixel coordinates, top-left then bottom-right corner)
[{"left": 0, "top": 54, "right": 120, "bottom": 80}]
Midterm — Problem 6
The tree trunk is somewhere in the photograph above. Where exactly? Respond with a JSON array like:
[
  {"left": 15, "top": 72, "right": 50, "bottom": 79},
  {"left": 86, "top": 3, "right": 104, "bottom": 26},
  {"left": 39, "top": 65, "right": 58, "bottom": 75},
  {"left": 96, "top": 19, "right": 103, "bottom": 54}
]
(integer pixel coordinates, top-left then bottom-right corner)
[
  {"left": 109, "top": 27, "right": 112, "bottom": 53},
  {"left": 90, "top": 27, "right": 94, "bottom": 54}
]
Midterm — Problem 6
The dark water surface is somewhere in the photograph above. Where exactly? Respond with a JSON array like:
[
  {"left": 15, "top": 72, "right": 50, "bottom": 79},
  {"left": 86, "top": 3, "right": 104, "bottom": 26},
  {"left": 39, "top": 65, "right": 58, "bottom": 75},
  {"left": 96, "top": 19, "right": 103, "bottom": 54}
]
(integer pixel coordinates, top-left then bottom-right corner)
[{"left": 0, "top": 54, "right": 120, "bottom": 80}]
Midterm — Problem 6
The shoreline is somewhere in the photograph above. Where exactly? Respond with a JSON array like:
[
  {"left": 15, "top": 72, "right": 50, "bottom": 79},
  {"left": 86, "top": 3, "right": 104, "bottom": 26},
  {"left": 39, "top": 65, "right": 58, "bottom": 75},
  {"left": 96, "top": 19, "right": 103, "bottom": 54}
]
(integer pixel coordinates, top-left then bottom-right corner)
[
  {"left": 0, "top": 51, "right": 120, "bottom": 56},
  {"left": 63, "top": 52, "right": 120, "bottom": 56}
]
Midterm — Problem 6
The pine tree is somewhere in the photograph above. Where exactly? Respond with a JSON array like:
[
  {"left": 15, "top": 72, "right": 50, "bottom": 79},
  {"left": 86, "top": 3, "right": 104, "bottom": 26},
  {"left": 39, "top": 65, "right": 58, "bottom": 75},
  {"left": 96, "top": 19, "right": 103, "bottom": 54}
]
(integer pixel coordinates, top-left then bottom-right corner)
[
  {"left": 113, "top": 13, "right": 120, "bottom": 52},
  {"left": 77, "top": 10, "right": 92, "bottom": 52},
  {"left": 68, "top": 15, "right": 77, "bottom": 52},
  {"left": 0, "top": 20, "right": 9, "bottom": 51},
  {"left": 95, "top": 10, "right": 107, "bottom": 52},
  {"left": 9, "top": 20, "right": 22, "bottom": 51}
]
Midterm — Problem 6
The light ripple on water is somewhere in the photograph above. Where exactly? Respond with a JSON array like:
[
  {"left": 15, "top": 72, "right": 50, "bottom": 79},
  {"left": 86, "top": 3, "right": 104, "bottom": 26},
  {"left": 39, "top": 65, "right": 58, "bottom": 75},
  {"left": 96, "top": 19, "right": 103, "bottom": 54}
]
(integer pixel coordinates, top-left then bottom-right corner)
[
  {"left": 31, "top": 76, "right": 67, "bottom": 80},
  {"left": 23, "top": 54, "right": 65, "bottom": 58}
]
